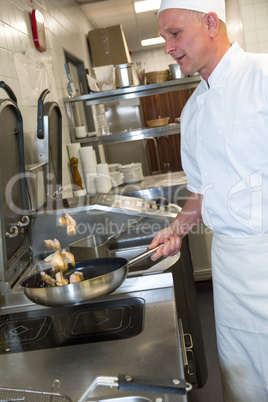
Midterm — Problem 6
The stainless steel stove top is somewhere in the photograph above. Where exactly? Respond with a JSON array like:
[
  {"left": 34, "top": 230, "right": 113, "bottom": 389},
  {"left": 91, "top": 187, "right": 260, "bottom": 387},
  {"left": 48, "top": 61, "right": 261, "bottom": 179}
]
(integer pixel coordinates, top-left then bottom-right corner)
[
  {"left": 0, "top": 297, "right": 144, "bottom": 355},
  {"left": 0, "top": 274, "right": 188, "bottom": 402}
]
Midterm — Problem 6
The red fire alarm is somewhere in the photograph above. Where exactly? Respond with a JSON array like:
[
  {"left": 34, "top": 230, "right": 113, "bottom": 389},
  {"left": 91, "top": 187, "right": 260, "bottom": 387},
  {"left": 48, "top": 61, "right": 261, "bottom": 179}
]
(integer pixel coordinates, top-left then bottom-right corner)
[{"left": 31, "top": 9, "right": 47, "bottom": 52}]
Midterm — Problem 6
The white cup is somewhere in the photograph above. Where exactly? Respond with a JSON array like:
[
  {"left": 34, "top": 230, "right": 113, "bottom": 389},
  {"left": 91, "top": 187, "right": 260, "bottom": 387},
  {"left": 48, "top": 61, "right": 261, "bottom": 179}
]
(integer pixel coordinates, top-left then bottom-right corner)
[
  {"left": 75, "top": 126, "right": 87, "bottom": 138},
  {"left": 95, "top": 175, "right": 111, "bottom": 193}
]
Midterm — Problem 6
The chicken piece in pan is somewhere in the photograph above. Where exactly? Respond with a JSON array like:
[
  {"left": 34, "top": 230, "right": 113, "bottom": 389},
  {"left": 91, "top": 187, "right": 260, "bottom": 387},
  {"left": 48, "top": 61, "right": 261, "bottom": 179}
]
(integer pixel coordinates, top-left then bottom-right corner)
[
  {"left": 42, "top": 232, "right": 77, "bottom": 286},
  {"left": 55, "top": 271, "right": 69, "bottom": 286},
  {"left": 70, "top": 271, "right": 84, "bottom": 284},
  {"left": 50, "top": 250, "right": 66, "bottom": 273},
  {"left": 40, "top": 271, "right": 56, "bottom": 287},
  {"left": 61, "top": 249, "right": 75, "bottom": 267}
]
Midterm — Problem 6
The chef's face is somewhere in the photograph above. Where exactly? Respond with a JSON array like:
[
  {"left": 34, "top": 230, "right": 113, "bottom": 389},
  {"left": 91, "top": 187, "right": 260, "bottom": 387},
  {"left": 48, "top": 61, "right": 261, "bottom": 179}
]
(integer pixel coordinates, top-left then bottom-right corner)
[{"left": 158, "top": 8, "right": 213, "bottom": 79}]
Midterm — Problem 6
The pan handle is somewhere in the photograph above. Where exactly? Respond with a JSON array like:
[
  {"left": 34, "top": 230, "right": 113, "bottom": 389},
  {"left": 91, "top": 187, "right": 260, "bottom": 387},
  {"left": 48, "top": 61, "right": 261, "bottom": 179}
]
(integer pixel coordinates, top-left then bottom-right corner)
[
  {"left": 118, "top": 374, "right": 189, "bottom": 394},
  {"left": 77, "top": 374, "right": 191, "bottom": 401},
  {"left": 106, "top": 217, "right": 143, "bottom": 241},
  {"left": 128, "top": 244, "right": 163, "bottom": 267}
]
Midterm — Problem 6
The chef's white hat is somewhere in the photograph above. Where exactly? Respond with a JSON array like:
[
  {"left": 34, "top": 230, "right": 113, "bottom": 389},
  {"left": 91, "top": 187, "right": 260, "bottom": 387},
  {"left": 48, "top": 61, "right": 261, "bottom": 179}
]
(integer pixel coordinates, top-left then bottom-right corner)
[{"left": 158, "top": 0, "right": 226, "bottom": 23}]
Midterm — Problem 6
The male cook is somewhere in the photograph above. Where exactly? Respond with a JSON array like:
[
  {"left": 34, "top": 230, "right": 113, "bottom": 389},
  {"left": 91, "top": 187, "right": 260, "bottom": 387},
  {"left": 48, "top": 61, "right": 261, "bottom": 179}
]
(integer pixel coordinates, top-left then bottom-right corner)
[{"left": 149, "top": 1, "right": 268, "bottom": 401}]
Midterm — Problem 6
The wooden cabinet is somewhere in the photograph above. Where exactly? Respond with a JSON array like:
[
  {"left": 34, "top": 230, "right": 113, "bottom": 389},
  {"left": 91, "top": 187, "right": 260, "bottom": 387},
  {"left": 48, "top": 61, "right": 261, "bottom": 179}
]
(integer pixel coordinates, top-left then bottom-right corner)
[{"left": 141, "top": 88, "right": 195, "bottom": 172}]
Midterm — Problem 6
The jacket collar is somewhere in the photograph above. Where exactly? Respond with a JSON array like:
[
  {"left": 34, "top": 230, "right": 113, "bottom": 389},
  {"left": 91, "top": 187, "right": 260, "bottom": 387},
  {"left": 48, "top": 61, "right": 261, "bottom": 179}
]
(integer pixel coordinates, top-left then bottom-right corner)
[{"left": 200, "top": 42, "right": 242, "bottom": 90}]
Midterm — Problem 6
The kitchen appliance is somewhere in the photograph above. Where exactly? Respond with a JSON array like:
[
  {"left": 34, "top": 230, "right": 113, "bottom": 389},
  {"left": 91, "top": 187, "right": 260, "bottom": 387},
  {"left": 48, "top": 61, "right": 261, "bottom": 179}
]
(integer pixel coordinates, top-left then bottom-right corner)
[
  {"left": 20, "top": 193, "right": 207, "bottom": 389},
  {"left": 0, "top": 81, "right": 31, "bottom": 288},
  {"left": 0, "top": 274, "right": 189, "bottom": 402},
  {"left": 0, "top": 296, "right": 144, "bottom": 355},
  {"left": 0, "top": 191, "right": 208, "bottom": 400}
]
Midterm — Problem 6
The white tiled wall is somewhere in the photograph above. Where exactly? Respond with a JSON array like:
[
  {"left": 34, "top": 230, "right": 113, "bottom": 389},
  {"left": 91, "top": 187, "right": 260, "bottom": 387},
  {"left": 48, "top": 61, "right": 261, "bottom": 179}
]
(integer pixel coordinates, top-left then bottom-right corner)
[
  {"left": 239, "top": 0, "right": 268, "bottom": 52},
  {"left": 131, "top": 47, "right": 173, "bottom": 74},
  {"left": 0, "top": 0, "right": 268, "bottom": 198},
  {"left": 0, "top": 0, "right": 94, "bottom": 198}
]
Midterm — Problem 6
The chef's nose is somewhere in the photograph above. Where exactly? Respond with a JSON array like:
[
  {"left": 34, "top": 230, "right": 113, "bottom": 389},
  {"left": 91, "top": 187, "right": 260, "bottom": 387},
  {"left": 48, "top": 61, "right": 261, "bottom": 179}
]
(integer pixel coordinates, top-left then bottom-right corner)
[{"left": 164, "top": 40, "right": 176, "bottom": 55}]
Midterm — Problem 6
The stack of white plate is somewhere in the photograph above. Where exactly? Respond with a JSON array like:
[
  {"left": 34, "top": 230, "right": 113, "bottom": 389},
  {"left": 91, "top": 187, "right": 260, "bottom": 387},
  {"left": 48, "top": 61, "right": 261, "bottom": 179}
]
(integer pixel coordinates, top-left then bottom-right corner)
[
  {"left": 79, "top": 146, "right": 97, "bottom": 195},
  {"left": 120, "top": 163, "right": 144, "bottom": 183},
  {"left": 108, "top": 164, "right": 124, "bottom": 187},
  {"left": 110, "top": 171, "right": 124, "bottom": 187},
  {"left": 95, "top": 163, "right": 112, "bottom": 193},
  {"left": 108, "top": 163, "right": 121, "bottom": 172}
]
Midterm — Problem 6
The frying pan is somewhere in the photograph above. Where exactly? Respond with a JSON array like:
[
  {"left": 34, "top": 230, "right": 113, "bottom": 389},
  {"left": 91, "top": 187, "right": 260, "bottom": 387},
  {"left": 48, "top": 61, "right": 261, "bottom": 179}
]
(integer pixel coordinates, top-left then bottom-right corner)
[
  {"left": 69, "top": 217, "right": 142, "bottom": 260},
  {"left": 20, "top": 245, "right": 161, "bottom": 307}
]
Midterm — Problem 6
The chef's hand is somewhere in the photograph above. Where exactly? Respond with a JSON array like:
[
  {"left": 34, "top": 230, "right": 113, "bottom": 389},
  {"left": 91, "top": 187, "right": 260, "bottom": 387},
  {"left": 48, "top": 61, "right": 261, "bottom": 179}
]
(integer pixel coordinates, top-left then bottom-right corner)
[{"left": 148, "top": 226, "right": 183, "bottom": 261}]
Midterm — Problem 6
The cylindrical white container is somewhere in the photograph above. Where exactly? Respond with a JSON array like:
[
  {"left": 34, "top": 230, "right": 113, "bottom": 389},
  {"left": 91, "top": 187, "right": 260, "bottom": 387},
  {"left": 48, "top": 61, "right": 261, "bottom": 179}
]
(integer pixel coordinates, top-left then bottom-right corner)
[
  {"left": 80, "top": 147, "right": 97, "bottom": 175},
  {"left": 74, "top": 125, "right": 87, "bottom": 138},
  {"left": 97, "top": 163, "right": 109, "bottom": 175},
  {"left": 95, "top": 175, "right": 112, "bottom": 193},
  {"left": 85, "top": 173, "right": 97, "bottom": 195}
]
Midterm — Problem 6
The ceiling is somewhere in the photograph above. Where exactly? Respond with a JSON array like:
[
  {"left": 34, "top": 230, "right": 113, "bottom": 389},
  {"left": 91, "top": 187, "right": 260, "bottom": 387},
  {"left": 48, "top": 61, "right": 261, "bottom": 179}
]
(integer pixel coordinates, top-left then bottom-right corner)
[{"left": 75, "top": 0, "right": 162, "bottom": 53}]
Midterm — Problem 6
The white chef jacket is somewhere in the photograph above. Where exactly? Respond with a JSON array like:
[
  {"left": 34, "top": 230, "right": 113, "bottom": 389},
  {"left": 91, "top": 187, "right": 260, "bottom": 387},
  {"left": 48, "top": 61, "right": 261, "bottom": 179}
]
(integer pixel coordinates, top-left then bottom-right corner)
[
  {"left": 181, "top": 42, "right": 268, "bottom": 236},
  {"left": 180, "top": 42, "right": 268, "bottom": 402}
]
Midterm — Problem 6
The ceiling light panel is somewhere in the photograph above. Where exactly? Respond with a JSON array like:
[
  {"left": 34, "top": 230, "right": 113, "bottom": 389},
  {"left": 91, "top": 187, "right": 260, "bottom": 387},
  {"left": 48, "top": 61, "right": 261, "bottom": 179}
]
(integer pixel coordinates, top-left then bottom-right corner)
[
  {"left": 141, "top": 37, "right": 165, "bottom": 46},
  {"left": 134, "top": 0, "right": 161, "bottom": 13}
]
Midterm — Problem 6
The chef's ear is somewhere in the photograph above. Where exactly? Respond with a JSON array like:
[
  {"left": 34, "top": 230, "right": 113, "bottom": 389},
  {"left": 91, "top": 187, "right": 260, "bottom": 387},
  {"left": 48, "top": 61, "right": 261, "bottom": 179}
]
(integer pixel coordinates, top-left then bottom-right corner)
[{"left": 204, "top": 12, "right": 219, "bottom": 38}]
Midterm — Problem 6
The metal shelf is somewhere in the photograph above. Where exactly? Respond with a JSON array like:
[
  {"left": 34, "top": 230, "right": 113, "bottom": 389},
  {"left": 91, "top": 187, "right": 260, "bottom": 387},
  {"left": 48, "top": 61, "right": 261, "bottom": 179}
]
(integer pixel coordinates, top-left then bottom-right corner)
[
  {"left": 63, "top": 76, "right": 200, "bottom": 105},
  {"left": 71, "top": 123, "right": 180, "bottom": 146},
  {"left": 64, "top": 76, "right": 199, "bottom": 146}
]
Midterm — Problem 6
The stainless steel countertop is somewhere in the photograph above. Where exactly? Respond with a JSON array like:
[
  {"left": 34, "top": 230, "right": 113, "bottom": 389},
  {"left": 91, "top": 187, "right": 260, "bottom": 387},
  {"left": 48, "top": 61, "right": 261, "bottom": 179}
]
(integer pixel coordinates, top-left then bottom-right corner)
[{"left": 0, "top": 273, "right": 188, "bottom": 402}]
